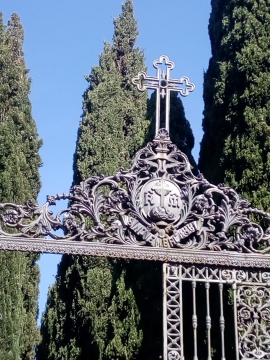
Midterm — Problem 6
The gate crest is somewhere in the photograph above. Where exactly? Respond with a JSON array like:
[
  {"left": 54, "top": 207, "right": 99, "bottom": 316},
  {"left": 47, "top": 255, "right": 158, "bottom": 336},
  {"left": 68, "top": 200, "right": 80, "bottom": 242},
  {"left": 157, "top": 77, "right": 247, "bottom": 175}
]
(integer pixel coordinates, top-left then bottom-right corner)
[{"left": 1, "top": 127, "right": 270, "bottom": 256}]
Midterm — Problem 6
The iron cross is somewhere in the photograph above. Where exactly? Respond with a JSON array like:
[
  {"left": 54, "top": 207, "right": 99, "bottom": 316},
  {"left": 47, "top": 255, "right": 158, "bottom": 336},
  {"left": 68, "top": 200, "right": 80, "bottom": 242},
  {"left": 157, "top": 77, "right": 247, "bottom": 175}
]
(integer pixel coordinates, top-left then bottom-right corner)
[
  {"left": 152, "top": 179, "right": 171, "bottom": 207},
  {"left": 132, "top": 55, "right": 195, "bottom": 135}
]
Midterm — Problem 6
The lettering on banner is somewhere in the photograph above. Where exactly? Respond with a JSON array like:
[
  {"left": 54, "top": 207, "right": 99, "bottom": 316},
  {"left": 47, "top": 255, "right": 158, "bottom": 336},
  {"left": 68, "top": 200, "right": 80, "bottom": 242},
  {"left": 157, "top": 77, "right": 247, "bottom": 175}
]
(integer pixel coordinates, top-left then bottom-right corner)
[
  {"left": 129, "top": 218, "right": 157, "bottom": 244},
  {"left": 127, "top": 217, "right": 203, "bottom": 248},
  {"left": 129, "top": 218, "right": 147, "bottom": 237},
  {"left": 128, "top": 218, "right": 171, "bottom": 248},
  {"left": 143, "top": 232, "right": 159, "bottom": 246},
  {"left": 171, "top": 219, "right": 203, "bottom": 245},
  {"left": 163, "top": 237, "right": 170, "bottom": 248}
]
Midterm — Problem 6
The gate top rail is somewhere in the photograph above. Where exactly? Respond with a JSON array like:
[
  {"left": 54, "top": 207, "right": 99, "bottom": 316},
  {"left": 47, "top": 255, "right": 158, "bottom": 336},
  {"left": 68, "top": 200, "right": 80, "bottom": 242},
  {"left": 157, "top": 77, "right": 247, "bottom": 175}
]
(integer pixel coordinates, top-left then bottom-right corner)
[{"left": 1, "top": 235, "right": 270, "bottom": 269}]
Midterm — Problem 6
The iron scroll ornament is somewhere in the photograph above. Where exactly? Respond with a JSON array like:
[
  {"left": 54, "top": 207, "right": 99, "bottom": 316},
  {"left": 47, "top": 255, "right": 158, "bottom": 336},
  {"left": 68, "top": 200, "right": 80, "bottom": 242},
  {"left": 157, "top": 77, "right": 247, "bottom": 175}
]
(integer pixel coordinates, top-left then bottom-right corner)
[{"left": 1, "top": 129, "right": 270, "bottom": 254}]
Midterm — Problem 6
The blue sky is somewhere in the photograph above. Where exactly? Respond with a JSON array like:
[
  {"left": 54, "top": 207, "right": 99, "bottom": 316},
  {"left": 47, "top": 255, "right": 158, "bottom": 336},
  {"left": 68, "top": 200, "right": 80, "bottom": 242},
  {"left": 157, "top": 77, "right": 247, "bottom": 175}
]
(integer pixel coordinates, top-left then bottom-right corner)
[{"left": 1, "top": 0, "right": 211, "bottom": 323}]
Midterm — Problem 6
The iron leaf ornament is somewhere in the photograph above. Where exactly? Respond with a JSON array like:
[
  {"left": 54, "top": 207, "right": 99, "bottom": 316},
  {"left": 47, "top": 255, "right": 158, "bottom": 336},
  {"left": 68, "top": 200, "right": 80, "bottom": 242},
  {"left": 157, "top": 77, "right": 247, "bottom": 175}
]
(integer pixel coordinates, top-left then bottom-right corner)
[{"left": 1, "top": 128, "right": 270, "bottom": 254}]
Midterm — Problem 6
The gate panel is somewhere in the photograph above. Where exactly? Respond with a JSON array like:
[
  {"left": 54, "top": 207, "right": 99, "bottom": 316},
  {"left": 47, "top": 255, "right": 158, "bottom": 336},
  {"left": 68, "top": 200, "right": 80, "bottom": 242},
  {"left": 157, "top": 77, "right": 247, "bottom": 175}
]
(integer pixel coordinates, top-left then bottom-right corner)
[
  {"left": 164, "top": 264, "right": 270, "bottom": 360},
  {"left": 237, "top": 285, "right": 270, "bottom": 359}
]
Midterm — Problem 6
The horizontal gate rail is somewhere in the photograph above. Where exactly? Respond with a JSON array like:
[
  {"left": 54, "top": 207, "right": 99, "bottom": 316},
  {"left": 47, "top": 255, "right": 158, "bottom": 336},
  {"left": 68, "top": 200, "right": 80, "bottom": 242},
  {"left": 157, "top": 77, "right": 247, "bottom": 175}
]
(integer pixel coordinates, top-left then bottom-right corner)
[{"left": 1, "top": 235, "right": 270, "bottom": 269}]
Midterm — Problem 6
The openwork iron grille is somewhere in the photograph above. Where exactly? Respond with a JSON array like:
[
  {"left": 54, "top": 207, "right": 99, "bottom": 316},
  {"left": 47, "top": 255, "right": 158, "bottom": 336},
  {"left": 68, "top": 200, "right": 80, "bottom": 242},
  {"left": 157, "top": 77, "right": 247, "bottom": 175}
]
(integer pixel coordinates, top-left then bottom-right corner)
[{"left": 164, "top": 264, "right": 270, "bottom": 360}]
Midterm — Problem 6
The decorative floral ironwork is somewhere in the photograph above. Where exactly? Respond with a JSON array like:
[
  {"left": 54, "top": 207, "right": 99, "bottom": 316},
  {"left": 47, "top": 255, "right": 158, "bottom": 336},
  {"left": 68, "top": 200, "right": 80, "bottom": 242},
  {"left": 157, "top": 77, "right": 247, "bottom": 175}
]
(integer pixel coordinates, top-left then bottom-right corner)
[
  {"left": 237, "top": 285, "right": 270, "bottom": 359},
  {"left": 1, "top": 129, "right": 270, "bottom": 255},
  {"left": 168, "top": 350, "right": 180, "bottom": 360}
]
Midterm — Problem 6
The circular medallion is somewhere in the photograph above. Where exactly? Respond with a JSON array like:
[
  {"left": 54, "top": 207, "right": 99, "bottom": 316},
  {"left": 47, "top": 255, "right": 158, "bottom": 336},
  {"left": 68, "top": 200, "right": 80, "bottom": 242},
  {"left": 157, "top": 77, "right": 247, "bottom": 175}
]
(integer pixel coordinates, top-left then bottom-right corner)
[{"left": 140, "top": 178, "right": 182, "bottom": 225}]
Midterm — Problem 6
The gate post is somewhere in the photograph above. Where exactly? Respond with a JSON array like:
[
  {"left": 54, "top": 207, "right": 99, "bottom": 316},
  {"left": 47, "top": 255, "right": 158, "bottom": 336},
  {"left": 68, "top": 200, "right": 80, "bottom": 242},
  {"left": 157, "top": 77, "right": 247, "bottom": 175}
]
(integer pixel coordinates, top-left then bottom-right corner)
[{"left": 163, "top": 263, "right": 183, "bottom": 360}]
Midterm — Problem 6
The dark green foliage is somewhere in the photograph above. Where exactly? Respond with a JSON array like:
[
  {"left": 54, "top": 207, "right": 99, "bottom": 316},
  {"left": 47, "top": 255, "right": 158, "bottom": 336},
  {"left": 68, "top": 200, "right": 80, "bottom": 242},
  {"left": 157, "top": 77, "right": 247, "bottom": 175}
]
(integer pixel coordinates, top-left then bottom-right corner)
[
  {"left": 73, "top": 0, "right": 148, "bottom": 183},
  {"left": 199, "top": 0, "right": 270, "bottom": 356},
  {"left": 128, "top": 260, "right": 163, "bottom": 359},
  {"left": 199, "top": 0, "right": 270, "bottom": 211},
  {"left": 38, "top": 1, "right": 198, "bottom": 358},
  {"left": 0, "top": 13, "right": 42, "bottom": 360},
  {"left": 38, "top": 257, "right": 117, "bottom": 360},
  {"left": 38, "top": 1, "right": 148, "bottom": 359}
]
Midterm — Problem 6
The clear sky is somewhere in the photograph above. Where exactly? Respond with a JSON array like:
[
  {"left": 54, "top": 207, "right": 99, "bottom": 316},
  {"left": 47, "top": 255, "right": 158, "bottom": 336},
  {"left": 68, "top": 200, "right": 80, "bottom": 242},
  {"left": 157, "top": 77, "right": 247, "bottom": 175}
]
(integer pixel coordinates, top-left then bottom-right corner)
[{"left": 1, "top": 0, "right": 211, "bottom": 323}]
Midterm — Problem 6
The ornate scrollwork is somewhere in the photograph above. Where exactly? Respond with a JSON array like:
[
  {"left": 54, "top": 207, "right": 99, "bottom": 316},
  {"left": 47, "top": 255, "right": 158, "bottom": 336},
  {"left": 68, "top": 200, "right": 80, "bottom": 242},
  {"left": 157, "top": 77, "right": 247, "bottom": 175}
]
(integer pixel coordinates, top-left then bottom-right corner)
[
  {"left": 1, "top": 129, "right": 270, "bottom": 254},
  {"left": 237, "top": 285, "right": 270, "bottom": 359},
  {"left": 168, "top": 350, "right": 180, "bottom": 360}
]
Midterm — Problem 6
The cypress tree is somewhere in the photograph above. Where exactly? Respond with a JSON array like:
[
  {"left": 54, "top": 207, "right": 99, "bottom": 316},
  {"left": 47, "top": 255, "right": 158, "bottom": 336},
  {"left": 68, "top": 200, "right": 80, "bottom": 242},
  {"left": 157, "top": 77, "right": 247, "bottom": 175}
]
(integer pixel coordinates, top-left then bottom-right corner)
[
  {"left": 198, "top": 0, "right": 270, "bottom": 357},
  {"left": 38, "top": 1, "right": 148, "bottom": 359},
  {"left": 199, "top": 0, "right": 270, "bottom": 211},
  {"left": 0, "top": 13, "right": 42, "bottom": 360},
  {"left": 38, "top": 2, "right": 198, "bottom": 358}
]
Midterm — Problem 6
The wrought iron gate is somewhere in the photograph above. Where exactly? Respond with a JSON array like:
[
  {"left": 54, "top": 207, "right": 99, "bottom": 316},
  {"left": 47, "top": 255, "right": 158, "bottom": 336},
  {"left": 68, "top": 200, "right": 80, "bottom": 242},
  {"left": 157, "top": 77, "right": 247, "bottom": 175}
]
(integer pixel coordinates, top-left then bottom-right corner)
[
  {"left": 164, "top": 263, "right": 270, "bottom": 360},
  {"left": 0, "top": 56, "right": 270, "bottom": 359}
]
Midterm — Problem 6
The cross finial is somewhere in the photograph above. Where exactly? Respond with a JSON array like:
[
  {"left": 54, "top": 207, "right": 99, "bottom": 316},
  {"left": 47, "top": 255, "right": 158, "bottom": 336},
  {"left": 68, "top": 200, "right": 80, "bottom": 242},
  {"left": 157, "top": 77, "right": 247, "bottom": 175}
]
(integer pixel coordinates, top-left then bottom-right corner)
[{"left": 132, "top": 55, "right": 195, "bottom": 135}]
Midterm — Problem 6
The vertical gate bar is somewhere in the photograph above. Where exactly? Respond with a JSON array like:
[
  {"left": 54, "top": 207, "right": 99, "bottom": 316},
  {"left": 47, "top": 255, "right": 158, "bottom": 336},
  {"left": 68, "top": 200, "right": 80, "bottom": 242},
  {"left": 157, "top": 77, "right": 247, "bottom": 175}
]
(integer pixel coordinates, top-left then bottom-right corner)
[
  {"left": 219, "top": 283, "right": 226, "bottom": 360},
  {"left": 192, "top": 281, "right": 198, "bottom": 360},
  {"left": 155, "top": 88, "right": 161, "bottom": 134},
  {"left": 205, "top": 282, "right": 212, "bottom": 360},
  {"left": 180, "top": 265, "right": 184, "bottom": 360},
  {"left": 232, "top": 283, "right": 239, "bottom": 360},
  {"left": 259, "top": 270, "right": 262, "bottom": 282},
  {"left": 165, "top": 89, "right": 170, "bottom": 132},
  {"left": 163, "top": 262, "right": 168, "bottom": 360}
]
